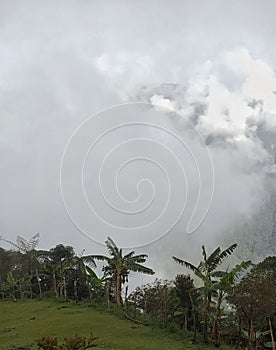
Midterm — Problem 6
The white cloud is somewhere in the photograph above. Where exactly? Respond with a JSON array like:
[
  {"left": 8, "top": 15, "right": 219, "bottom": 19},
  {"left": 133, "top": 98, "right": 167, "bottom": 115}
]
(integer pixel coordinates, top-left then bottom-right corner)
[{"left": 1, "top": 0, "right": 276, "bottom": 279}]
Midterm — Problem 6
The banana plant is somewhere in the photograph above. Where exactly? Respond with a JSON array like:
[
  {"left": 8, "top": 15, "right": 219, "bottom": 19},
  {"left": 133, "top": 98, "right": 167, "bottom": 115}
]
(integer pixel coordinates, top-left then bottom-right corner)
[
  {"left": 210, "top": 260, "right": 252, "bottom": 347},
  {"left": 60, "top": 261, "right": 69, "bottom": 301},
  {"left": 90, "top": 237, "right": 154, "bottom": 306},
  {"left": 7, "top": 271, "right": 17, "bottom": 300},
  {"left": 173, "top": 243, "right": 238, "bottom": 341},
  {"left": 71, "top": 251, "right": 96, "bottom": 302},
  {"left": 0, "top": 233, "right": 44, "bottom": 299},
  {"left": 85, "top": 266, "right": 108, "bottom": 303},
  {"left": 44, "top": 259, "right": 69, "bottom": 300}
]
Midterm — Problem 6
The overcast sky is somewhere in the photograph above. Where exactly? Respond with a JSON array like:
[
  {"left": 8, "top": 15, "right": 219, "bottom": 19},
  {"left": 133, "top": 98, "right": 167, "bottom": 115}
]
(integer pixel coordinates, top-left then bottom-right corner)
[{"left": 1, "top": 1, "right": 276, "bottom": 281}]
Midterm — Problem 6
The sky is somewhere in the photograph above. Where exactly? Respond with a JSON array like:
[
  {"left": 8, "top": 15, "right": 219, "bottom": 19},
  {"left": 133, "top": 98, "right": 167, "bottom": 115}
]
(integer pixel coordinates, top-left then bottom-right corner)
[{"left": 1, "top": 1, "right": 276, "bottom": 283}]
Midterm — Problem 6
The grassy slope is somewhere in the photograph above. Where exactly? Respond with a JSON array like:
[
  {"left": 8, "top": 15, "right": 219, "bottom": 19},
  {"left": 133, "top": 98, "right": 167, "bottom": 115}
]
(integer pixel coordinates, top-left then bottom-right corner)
[{"left": 0, "top": 300, "right": 231, "bottom": 350}]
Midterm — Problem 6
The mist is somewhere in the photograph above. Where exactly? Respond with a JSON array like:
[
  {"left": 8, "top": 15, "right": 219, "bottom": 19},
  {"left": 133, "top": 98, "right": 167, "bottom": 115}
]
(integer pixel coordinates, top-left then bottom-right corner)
[{"left": 1, "top": 1, "right": 276, "bottom": 285}]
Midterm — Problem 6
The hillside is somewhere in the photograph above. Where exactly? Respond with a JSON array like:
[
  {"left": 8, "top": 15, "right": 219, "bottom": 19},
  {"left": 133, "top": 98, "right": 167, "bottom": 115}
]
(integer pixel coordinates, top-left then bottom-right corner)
[{"left": 0, "top": 300, "right": 232, "bottom": 350}]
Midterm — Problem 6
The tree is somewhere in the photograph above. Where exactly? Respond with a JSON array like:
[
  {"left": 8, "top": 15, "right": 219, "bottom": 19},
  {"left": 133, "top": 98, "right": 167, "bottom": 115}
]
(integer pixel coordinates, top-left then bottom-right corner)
[
  {"left": 0, "top": 248, "right": 21, "bottom": 286},
  {"left": 173, "top": 274, "right": 199, "bottom": 340},
  {"left": 228, "top": 257, "right": 276, "bottom": 350},
  {"left": 6, "top": 271, "right": 16, "bottom": 301},
  {"left": 128, "top": 279, "right": 178, "bottom": 327},
  {"left": 0, "top": 233, "right": 45, "bottom": 299},
  {"left": 210, "top": 260, "right": 251, "bottom": 347},
  {"left": 45, "top": 244, "right": 75, "bottom": 300},
  {"left": 85, "top": 266, "right": 108, "bottom": 304},
  {"left": 70, "top": 250, "right": 97, "bottom": 301},
  {"left": 173, "top": 243, "right": 237, "bottom": 341},
  {"left": 91, "top": 237, "right": 154, "bottom": 306}
]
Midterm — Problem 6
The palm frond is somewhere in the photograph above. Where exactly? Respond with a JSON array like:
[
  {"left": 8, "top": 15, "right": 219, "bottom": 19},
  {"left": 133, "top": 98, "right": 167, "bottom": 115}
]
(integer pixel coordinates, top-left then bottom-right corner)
[
  {"left": 219, "top": 243, "right": 237, "bottom": 262},
  {"left": 206, "top": 247, "right": 221, "bottom": 271},
  {"left": 81, "top": 255, "right": 97, "bottom": 268},
  {"left": 127, "top": 263, "right": 154, "bottom": 275},
  {"left": 123, "top": 251, "right": 135, "bottom": 259},
  {"left": 211, "top": 270, "right": 225, "bottom": 278},
  {"left": 173, "top": 256, "right": 198, "bottom": 272},
  {"left": 60, "top": 261, "right": 68, "bottom": 273},
  {"left": 28, "top": 233, "right": 40, "bottom": 250},
  {"left": 127, "top": 254, "right": 148, "bottom": 264},
  {"left": 105, "top": 237, "right": 119, "bottom": 256},
  {"left": 16, "top": 235, "right": 28, "bottom": 251},
  {"left": 208, "top": 244, "right": 237, "bottom": 272},
  {"left": 86, "top": 265, "right": 98, "bottom": 280},
  {"left": 1, "top": 237, "right": 19, "bottom": 250},
  {"left": 201, "top": 245, "right": 208, "bottom": 262},
  {"left": 90, "top": 254, "right": 110, "bottom": 263},
  {"left": 131, "top": 253, "right": 148, "bottom": 259},
  {"left": 230, "top": 260, "right": 252, "bottom": 277}
]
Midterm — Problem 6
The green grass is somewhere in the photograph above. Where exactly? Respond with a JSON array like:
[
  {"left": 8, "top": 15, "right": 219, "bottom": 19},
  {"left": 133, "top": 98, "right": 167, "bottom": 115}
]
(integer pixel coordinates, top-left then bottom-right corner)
[{"left": 0, "top": 300, "right": 232, "bottom": 350}]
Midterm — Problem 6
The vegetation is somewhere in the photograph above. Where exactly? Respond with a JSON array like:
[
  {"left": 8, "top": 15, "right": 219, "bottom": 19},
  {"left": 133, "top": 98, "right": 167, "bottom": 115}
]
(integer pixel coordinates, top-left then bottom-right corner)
[
  {"left": 173, "top": 243, "right": 239, "bottom": 342},
  {"left": 228, "top": 256, "right": 276, "bottom": 350},
  {"left": 36, "top": 332, "right": 98, "bottom": 349},
  {"left": 90, "top": 237, "right": 154, "bottom": 306},
  {"left": 0, "top": 300, "right": 231, "bottom": 350},
  {"left": 0, "top": 234, "right": 275, "bottom": 349}
]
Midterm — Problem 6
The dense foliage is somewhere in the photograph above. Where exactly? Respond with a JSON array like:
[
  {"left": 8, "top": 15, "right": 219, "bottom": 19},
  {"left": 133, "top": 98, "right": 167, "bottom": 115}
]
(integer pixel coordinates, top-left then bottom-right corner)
[{"left": 0, "top": 234, "right": 275, "bottom": 349}]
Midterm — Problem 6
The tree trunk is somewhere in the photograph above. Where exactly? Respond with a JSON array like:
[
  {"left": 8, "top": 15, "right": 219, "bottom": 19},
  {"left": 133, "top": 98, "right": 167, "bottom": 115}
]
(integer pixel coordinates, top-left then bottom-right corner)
[
  {"left": 163, "top": 285, "right": 168, "bottom": 328},
  {"left": 116, "top": 270, "right": 122, "bottom": 306},
  {"left": 63, "top": 274, "right": 67, "bottom": 301},
  {"left": 19, "top": 280, "right": 23, "bottom": 300},
  {"left": 74, "top": 279, "right": 78, "bottom": 302},
  {"left": 29, "top": 276, "right": 33, "bottom": 299},
  {"left": 0, "top": 277, "right": 4, "bottom": 300},
  {"left": 12, "top": 284, "right": 16, "bottom": 301},
  {"left": 134, "top": 294, "right": 137, "bottom": 319},
  {"left": 211, "top": 291, "right": 223, "bottom": 347},
  {"left": 87, "top": 281, "right": 92, "bottom": 304},
  {"left": 184, "top": 311, "right": 188, "bottom": 330},
  {"left": 53, "top": 272, "right": 58, "bottom": 298},
  {"left": 188, "top": 290, "right": 197, "bottom": 342},
  {"left": 36, "top": 269, "right": 42, "bottom": 299},
  {"left": 237, "top": 317, "right": 242, "bottom": 349},
  {"left": 217, "top": 310, "right": 222, "bottom": 347},
  {"left": 268, "top": 318, "right": 275, "bottom": 350},
  {"left": 105, "top": 281, "right": 111, "bottom": 310},
  {"left": 124, "top": 285, "right": 129, "bottom": 312},
  {"left": 248, "top": 318, "right": 253, "bottom": 350},
  {"left": 203, "top": 293, "right": 208, "bottom": 341}
]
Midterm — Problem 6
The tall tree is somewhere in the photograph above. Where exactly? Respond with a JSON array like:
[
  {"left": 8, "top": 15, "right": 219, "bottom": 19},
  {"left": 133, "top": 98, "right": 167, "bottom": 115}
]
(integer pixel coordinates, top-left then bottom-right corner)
[
  {"left": 85, "top": 266, "right": 108, "bottom": 303},
  {"left": 91, "top": 237, "right": 154, "bottom": 306},
  {"left": 46, "top": 244, "right": 75, "bottom": 300},
  {"left": 210, "top": 260, "right": 251, "bottom": 347},
  {"left": 228, "top": 257, "right": 276, "bottom": 350},
  {"left": 173, "top": 243, "right": 237, "bottom": 341},
  {"left": 70, "top": 249, "right": 97, "bottom": 301},
  {"left": 0, "top": 233, "right": 44, "bottom": 298},
  {"left": 174, "top": 274, "right": 199, "bottom": 339}
]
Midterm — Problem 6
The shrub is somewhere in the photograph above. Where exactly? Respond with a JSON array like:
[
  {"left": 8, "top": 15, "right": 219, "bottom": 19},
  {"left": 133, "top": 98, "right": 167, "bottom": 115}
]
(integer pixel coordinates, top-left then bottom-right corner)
[{"left": 36, "top": 332, "right": 98, "bottom": 349}]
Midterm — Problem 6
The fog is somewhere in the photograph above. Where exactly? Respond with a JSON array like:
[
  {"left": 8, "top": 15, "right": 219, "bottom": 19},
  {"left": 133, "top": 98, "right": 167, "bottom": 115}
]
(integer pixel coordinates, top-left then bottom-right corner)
[{"left": 1, "top": 1, "right": 276, "bottom": 284}]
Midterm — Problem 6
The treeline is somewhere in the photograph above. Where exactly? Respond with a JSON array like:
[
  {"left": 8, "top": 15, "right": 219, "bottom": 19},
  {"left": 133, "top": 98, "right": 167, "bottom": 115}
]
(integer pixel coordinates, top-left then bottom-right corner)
[
  {"left": 0, "top": 234, "right": 275, "bottom": 350},
  {"left": 128, "top": 246, "right": 275, "bottom": 350},
  {"left": 0, "top": 235, "right": 154, "bottom": 305}
]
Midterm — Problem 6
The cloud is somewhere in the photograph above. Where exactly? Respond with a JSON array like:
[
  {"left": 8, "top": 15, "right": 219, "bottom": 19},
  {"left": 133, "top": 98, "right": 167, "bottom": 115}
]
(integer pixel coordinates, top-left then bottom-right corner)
[{"left": 0, "top": 1, "right": 276, "bottom": 282}]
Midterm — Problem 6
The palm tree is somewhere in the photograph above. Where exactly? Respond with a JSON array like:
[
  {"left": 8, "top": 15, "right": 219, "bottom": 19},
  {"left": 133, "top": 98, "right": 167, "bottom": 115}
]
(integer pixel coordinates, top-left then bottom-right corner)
[
  {"left": 210, "top": 260, "right": 251, "bottom": 346},
  {"left": 85, "top": 265, "right": 109, "bottom": 304},
  {"left": 43, "top": 258, "right": 59, "bottom": 298},
  {"left": 91, "top": 237, "right": 155, "bottom": 306},
  {"left": 71, "top": 250, "right": 97, "bottom": 301},
  {"left": 0, "top": 233, "right": 45, "bottom": 299},
  {"left": 44, "top": 244, "right": 75, "bottom": 300},
  {"left": 173, "top": 243, "right": 237, "bottom": 341}
]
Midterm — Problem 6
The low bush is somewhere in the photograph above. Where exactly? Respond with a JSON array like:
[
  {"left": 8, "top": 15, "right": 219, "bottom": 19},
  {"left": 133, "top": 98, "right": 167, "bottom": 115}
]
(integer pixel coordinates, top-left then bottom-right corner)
[{"left": 36, "top": 332, "right": 98, "bottom": 350}]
